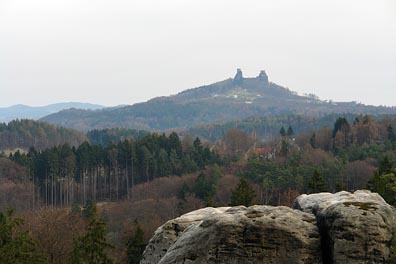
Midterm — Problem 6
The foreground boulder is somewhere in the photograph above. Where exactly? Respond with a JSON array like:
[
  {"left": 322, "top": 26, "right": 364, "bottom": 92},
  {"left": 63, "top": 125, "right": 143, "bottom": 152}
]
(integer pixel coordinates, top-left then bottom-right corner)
[
  {"left": 293, "top": 190, "right": 396, "bottom": 264},
  {"left": 142, "top": 190, "right": 396, "bottom": 264},
  {"left": 141, "top": 206, "right": 321, "bottom": 264},
  {"left": 141, "top": 207, "right": 230, "bottom": 264}
]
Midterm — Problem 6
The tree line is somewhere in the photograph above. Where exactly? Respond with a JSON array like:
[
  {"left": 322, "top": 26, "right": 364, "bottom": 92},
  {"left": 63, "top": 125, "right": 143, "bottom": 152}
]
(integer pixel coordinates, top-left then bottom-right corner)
[
  {"left": 0, "top": 119, "right": 87, "bottom": 151},
  {"left": 10, "top": 132, "right": 218, "bottom": 208}
]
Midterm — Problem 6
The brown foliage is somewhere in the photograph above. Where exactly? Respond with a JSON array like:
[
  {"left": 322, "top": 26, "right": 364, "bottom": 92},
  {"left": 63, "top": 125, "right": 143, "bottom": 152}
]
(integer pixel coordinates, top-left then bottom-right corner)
[
  {"left": 0, "top": 158, "right": 35, "bottom": 211},
  {"left": 343, "top": 160, "right": 376, "bottom": 191},
  {"left": 98, "top": 173, "right": 206, "bottom": 261},
  {"left": 0, "top": 157, "right": 29, "bottom": 183},
  {"left": 351, "top": 115, "right": 383, "bottom": 145},
  {"left": 129, "top": 173, "right": 198, "bottom": 201},
  {"left": 213, "top": 174, "right": 240, "bottom": 205},
  {"left": 279, "top": 189, "right": 301, "bottom": 207},
  {"left": 0, "top": 182, "right": 35, "bottom": 211},
  {"left": 315, "top": 126, "right": 333, "bottom": 151},
  {"left": 223, "top": 128, "right": 251, "bottom": 158},
  {"left": 301, "top": 148, "right": 335, "bottom": 166},
  {"left": 24, "top": 208, "right": 86, "bottom": 264}
]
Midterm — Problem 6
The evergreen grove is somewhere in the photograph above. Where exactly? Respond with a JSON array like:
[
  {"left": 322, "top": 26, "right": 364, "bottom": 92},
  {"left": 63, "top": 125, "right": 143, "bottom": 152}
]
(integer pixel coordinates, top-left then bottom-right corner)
[{"left": 9, "top": 132, "right": 218, "bottom": 207}]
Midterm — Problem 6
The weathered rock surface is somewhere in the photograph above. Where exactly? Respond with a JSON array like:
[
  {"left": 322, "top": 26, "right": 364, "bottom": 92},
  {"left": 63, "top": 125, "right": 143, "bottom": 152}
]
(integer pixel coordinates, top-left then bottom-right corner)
[
  {"left": 293, "top": 190, "right": 388, "bottom": 215},
  {"left": 293, "top": 190, "right": 396, "bottom": 264},
  {"left": 140, "top": 207, "right": 231, "bottom": 264},
  {"left": 142, "top": 206, "right": 321, "bottom": 264},
  {"left": 142, "top": 190, "right": 396, "bottom": 264}
]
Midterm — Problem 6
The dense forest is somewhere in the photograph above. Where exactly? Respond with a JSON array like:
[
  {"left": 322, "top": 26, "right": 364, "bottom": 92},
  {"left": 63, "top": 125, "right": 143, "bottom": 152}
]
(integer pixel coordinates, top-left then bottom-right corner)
[
  {"left": 186, "top": 113, "right": 359, "bottom": 142},
  {"left": 178, "top": 114, "right": 396, "bottom": 207},
  {"left": 2, "top": 114, "right": 396, "bottom": 211},
  {"left": 1, "top": 114, "right": 396, "bottom": 263},
  {"left": 0, "top": 119, "right": 87, "bottom": 151},
  {"left": 7, "top": 132, "right": 217, "bottom": 208}
]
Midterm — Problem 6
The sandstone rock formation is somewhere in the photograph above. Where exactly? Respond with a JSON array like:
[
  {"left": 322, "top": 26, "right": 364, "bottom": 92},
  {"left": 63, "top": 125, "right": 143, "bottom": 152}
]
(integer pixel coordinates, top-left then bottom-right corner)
[
  {"left": 293, "top": 190, "right": 389, "bottom": 214},
  {"left": 141, "top": 207, "right": 230, "bottom": 264},
  {"left": 141, "top": 206, "right": 321, "bottom": 264},
  {"left": 141, "top": 190, "right": 396, "bottom": 264},
  {"left": 293, "top": 190, "right": 396, "bottom": 264}
]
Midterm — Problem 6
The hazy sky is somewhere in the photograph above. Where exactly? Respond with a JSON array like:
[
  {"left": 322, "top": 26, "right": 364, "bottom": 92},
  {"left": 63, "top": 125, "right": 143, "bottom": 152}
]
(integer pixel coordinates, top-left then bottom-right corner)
[{"left": 1, "top": 0, "right": 395, "bottom": 107}]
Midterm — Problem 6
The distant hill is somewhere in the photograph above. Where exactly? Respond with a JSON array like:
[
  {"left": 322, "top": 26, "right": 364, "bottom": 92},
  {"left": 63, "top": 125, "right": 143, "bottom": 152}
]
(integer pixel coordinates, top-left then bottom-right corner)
[
  {"left": 41, "top": 69, "right": 396, "bottom": 131},
  {"left": 0, "top": 102, "right": 105, "bottom": 122},
  {"left": 0, "top": 119, "right": 88, "bottom": 151},
  {"left": 80, "top": 113, "right": 384, "bottom": 144}
]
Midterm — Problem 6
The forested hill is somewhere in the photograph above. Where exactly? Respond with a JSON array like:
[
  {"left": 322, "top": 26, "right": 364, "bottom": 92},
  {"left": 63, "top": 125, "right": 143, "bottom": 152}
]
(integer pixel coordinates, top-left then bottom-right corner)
[
  {"left": 186, "top": 114, "right": 359, "bottom": 142},
  {"left": 41, "top": 69, "right": 396, "bottom": 132},
  {"left": 0, "top": 119, "right": 88, "bottom": 151},
  {"left": 0, "top": 102, "right": 105, "bottom": 122}
]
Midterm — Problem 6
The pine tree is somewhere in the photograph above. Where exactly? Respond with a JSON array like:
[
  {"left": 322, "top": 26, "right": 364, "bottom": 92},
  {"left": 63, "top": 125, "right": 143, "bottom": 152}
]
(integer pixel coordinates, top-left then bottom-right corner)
[
  {"left": 308, "top": 169, "right": 327, "bottom": 194},
  {"left": 369, "top": 170, "right": 396, "bottom": 205},
  {"left": 332, "top": 117, "right": 350, "bottom": 138},
  {"left": 82, "top": 200, "right": 96, "bottom": 219},
  {"left": 71, "top": 204, "right": 113, "bottom": 264},
  {"left": 310, "top": 133, "right": 316, "bottom": 148},
  {"left": 379, "top": 156, "right": 394, "bottom": 175},
  {"left": 287, "top": 126, "right": 294, "bottom": 136},
  {"left": 168, "top": 132, "right": 183, "bottom": 157},
  {"left": 369, "top": 156, "right": 396, "bottom": 205},
  {"left": 193, "top": 172, "right": 216, "bottom": 202},
  {"left": 126, "top": 223, "right": 146, "bottom": 264},
  {"left": 230, "top": 178, "right": 256, "bottom": 206},
  {"left": 388, "top": 125, "right": 396, "bottom": 142},
  {"left": 280, "top": 140, "right": 289, "bottom": 156},
  {"left": 279, "top": 126, "right": 286, "bottom": 137},
  {"left": 0, "top": 209, "right": 46, "bottom": 264}
]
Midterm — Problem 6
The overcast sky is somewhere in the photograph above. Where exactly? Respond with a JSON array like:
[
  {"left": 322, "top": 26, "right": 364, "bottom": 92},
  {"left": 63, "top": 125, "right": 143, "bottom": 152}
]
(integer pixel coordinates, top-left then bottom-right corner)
[{"left": 0, "top": 0, "right": 395, "bottom": 107}]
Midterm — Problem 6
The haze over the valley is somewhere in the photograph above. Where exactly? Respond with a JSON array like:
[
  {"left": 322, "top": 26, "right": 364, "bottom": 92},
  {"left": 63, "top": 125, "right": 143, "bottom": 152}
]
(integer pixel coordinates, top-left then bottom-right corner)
[{"left": 0, "top": 0, "right": 395, "bottom": 107}]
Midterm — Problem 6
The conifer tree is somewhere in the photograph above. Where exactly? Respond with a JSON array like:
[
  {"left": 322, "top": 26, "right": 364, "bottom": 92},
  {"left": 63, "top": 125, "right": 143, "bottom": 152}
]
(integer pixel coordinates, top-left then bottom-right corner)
[
  {"left": 71, "top": 204, "right": 113, "bottom": 264},
  {"left": 332, "top": 117, "right": 350, "bottom": 138},
  {"left": 126, "top": 223, "right": 145, "bottom": 264},
  {"left": 369, "top": 156, "right": 396, "bottom": 205},
  {"left": 0, "top": 209, "right": 46, "bottom": 264},
  {"left": 82, "top": 200, "right": 96, "bottom": 219},
  {"left": 310, "top": 133, "right": 316, "bottom": 148},
  {"left": 280, "top": 140, "right": 289, "bottom": 156},
  {"left": 388, "top": 125, "right": 396, "bottom": 142},
  {"left": 308, "top": 169, "right": 326, "bottom": 194},
  {"left": 193, "top": 172, "right": 216, "bottom": 202},
  {"left": 287, "top": 126, "right": 294, "bottom": 136},
  {"left": 230, "top": 177, "right": 256, "bottom": 206},
  {"left": 279, "top": 126, "right": 286, "bottom": 137}
]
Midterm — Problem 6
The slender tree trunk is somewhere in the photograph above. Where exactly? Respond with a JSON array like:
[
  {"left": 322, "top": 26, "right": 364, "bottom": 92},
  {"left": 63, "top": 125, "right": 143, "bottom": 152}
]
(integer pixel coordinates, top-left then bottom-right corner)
[
  {"left": 125, "top": 163, "right": 129, "bottom": 199},
  {"left": 51, "top": 173, "right": 54, "bottom": 209}
]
